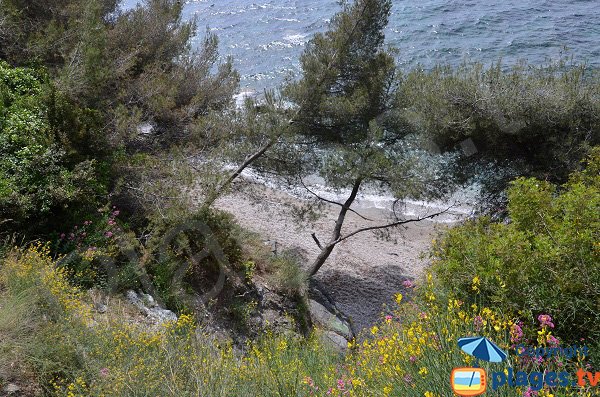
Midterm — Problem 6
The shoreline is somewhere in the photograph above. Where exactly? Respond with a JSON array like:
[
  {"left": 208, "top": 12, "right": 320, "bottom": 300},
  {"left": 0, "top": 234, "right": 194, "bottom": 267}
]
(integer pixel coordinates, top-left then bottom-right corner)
[{"left": 215, "top": 182, "right": 457, "bottom": 331}]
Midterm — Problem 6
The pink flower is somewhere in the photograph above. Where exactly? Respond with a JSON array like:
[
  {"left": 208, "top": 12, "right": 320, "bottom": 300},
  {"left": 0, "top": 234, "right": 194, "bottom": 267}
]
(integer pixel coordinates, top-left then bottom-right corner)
[
  {"left": 523, "top": 387, "right": 538, "bottom": 397},
  {"left": 99, "top": 368, "right": 109, "bottom": 377},
  {"left": 105, "top": 231, "right": 113, "bottom": 238},
  {"left": 409, "top": 355, "right": 417, "bottom": 363},
  {"left": 402, "top": 279, "right": 415, "bottom": 288},
  {"left": 538, "top": 314, "right": 554, "bottom": 328},
  {"left": 60, "top": 233, "right": 66, "bottom": 240},
  {"left": 337, "top": 379, "right": 345, "bottom": 390},
  {"left": 547, "top": 335, "right": 560, "bottom": 347},
  {"left": 385, "top": 315, "right": 393, "bottom": 323},
  {"left": 473, "top": 315, "right": 484, "bottom": 330},
  {"left": 510, "top": 323, "right": 524, "bottom": 343}
]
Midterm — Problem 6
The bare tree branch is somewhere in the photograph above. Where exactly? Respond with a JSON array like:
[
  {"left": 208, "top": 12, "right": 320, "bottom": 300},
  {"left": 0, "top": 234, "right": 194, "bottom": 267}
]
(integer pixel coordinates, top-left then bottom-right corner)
[
  {"left": 333, "top": 204, "right": 454, "bottom": 245},
  {"left": 299, "top": 178, "right": 374, "bottom": 221},
  {"left": 311, "top": 232, "right": 323, "bottom": 249},
  {"left": 202, "top": 137, "right": 278, "bottom": 207}
]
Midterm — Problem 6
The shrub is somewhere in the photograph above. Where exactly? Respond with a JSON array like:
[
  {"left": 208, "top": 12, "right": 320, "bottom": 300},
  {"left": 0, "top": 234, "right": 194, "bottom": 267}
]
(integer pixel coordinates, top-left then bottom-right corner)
[
  {"left": 400, "top": 60, "right": 600, "bottom": 205},
  {"left": 267, "top": 252, "right": 308, "bottom": 297},
  {"left": 2, "top": 247, "right": 593, "bottom": 396},
  {"left": 430, "top": 148, "right": 600, "bottom": 356},
  {"left": 144, "top": 207, "right": 245, "bottom": 310},
  {"left": 0, "top": 62, "right": 107, "bottom": 235}
]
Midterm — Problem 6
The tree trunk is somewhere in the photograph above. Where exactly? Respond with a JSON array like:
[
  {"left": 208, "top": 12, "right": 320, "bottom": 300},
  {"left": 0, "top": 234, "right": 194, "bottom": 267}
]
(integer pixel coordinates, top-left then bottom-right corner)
[
  {"left": 308, "top": 177, "right": 363, "bottom": 277},
  {"left": 202, "top": 137, "right": 277, "bottom": 208}
]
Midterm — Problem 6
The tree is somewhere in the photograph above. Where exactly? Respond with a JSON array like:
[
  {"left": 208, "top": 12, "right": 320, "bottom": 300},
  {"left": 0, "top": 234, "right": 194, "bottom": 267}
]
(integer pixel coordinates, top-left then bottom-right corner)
[
  {"left": 0, "top": 62, "right": 106, "bottom": 235},
  {"left": 283, "top": 0, "right": 456, "bottom": 276},
  {"left": 0, "top": 0, "right": 239, "bottom": 147},
  {"left": 215, "top": 0, "right": 455, "bottom": 277}
]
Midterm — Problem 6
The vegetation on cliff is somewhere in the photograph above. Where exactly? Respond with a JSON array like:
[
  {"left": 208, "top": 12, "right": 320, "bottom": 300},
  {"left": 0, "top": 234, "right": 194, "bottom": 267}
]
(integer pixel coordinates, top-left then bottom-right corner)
[{"left": 0, "top": 0, "right": 598, "bottom": 395}]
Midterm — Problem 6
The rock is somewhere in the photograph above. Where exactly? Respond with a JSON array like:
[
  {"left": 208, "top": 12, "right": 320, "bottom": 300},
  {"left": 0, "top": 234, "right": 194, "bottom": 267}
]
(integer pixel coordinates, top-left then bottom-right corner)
[
  {"left": 308, "top": 299, "right": 351, "bottom": 340},
  {"left": 3, "top": 383, "right": 20, "bottom": 394},
  {"left": 137, "top": 122, "right": 154, "bottom": 135},
  {"left": 145, "top": 306, "right": 177, "bottom": 323},
  {"left": 125, "top": 290, "right": 140, "bottom": 305},
  {"left": 140, "top": 293, "right": 157, "bottom": 307},
  {"left": 124, "top": 290, "right": 177, "bottom": 324},
  {"left": 95, "top": 303, "right": 108, "bottom": 314},
  {"left": 321, "top": 331, "right": 349, "bottom": 352}
]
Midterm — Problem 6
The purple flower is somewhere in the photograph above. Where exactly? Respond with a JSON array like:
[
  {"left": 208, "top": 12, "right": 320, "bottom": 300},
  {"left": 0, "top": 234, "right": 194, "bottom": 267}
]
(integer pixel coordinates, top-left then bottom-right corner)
[
  {"left": 538, "top": 314, "right": 554, "bottom": 328},
  {"left": 547, "top": 335, "right": 560, "bottom": 347},
  {"left": 510, "top": 323, "right": 524, "bottom": 343},
  {"left": 523, "top": 387, "right": 538, "bottom": 397},
  {"left": 402, "top": 279, "right": 415, "bottom": 288},
  {"left": 473, "top": 315, "right": 484, "bottom": 330}
]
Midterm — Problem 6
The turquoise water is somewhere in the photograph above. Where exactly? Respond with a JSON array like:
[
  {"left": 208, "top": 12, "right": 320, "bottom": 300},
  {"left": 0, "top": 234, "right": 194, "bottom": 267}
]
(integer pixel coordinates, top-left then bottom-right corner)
[{"left": 122, "top": 0, "right": 600, "bottom": 89}]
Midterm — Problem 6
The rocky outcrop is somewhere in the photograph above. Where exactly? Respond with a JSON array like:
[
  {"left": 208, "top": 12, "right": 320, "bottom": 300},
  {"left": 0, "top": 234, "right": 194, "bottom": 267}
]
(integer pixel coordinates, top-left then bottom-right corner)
[
  {"left": 125, "top": 290, "right": 178, "bottom": 324},
  {"left": 308, "top": 279, "right": 355, "bottom": 352}
]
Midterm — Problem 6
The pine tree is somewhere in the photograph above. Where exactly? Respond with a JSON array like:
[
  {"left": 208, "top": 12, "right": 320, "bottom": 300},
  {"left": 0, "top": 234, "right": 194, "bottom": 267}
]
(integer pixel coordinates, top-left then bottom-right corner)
[{"left": 280, "top": 0, "right": 452, "bottom": 276}]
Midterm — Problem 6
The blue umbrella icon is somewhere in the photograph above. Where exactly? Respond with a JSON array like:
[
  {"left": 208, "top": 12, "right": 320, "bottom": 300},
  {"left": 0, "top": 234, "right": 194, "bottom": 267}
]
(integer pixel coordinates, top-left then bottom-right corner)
[{"left": 458, "top": 336, "right": 507, "bottom": 363}]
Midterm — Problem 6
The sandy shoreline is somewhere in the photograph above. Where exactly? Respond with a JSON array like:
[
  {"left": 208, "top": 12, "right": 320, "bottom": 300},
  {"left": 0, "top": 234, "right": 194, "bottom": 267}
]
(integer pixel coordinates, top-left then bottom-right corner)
[{"left": 215, "top": 183, "right": 453, "bottom": 332}]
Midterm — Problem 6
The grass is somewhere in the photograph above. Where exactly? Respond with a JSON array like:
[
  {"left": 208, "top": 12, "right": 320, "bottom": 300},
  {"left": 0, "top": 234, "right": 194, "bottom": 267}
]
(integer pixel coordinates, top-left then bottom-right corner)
[{"left": 0, "top": 246, "right": 596, "bottom": 396}]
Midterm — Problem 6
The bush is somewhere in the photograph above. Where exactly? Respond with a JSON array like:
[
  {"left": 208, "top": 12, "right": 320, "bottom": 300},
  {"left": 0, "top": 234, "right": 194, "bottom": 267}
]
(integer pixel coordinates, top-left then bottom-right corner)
[
  {"left": 144, "top": 208, "right": 245, "bottom": 310},
  {"left": 430, "top": 148, "right": 600, "bottom": 354},
  {"left": 2, "top": 247, "right": 594, "bottom": 396},
  {"left": 267, "top": 252, "right": 308, "bottom": 297},
  {"left": 0, "top": 62, "right": 107, "bottom": 235},
  {"left": 400, "top": 60, "right": 600, "bottom": 204}
]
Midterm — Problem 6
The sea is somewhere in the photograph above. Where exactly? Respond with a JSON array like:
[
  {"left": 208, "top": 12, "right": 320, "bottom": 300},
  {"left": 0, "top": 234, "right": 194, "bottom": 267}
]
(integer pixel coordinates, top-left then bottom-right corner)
[
  {"left": 121, "top": 0, "right": 600, "bottom": 220},
  {"left": 122, "top": 0, "right": 600, "bottom": 94}
]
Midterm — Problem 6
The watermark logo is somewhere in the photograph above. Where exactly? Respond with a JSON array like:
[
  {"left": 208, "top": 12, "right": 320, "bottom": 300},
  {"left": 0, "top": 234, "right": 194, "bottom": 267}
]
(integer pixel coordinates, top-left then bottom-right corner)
[
  {"left": 451, "top": 336, "right": 597, "bottom": 394},
  {"left": 451, "top": 336, "right": 507, "bottom": 396},
  {"left": 451, "top": 367, "right": 487, "bottom": 396}
]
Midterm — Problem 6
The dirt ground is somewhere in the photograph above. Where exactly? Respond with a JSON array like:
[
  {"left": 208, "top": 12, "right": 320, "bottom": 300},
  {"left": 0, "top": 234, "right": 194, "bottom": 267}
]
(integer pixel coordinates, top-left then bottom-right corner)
[{"left": 214, "top": 182, "right": 463, "bottom": 332}]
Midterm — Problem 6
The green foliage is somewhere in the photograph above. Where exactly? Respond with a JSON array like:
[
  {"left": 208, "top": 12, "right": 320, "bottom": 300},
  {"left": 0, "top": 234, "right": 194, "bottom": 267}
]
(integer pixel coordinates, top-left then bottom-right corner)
[
  {"left": 267, "top": 253, "right": 308, "bottom": 297},
  {"left": 1, "top": 0, "right": 239, "bottom": 147},
  {"left": 430, "top": 148, "right": 600, "bottom": 351},
  {"left": 401, "top": 60, "right": 600, "bottom": 202},
  {"left": 2, "top": 247, "right": 594, "bottom": 396},
  {"left": 285, "top": 0, "right": 395, "bottom": 144},
  {"left": 0, "top": 62, "right": 106, "bottom": 235},
  {"left": 145, "top": 208, "right": 244, "bottom": 310}
]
